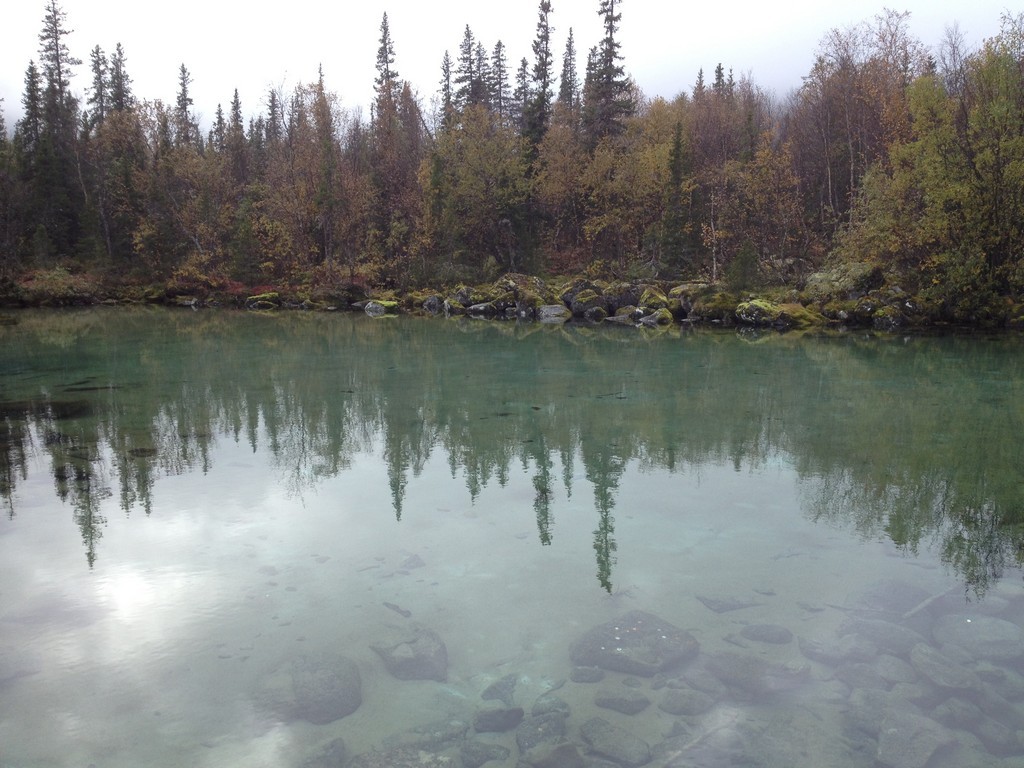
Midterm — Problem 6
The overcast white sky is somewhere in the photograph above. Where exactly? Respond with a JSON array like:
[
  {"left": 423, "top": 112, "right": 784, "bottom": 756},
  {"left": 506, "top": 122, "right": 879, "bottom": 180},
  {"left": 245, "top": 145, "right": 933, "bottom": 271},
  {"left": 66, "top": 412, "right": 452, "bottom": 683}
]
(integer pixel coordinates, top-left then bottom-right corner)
[{"left": 0, "top": 1, "right": 1013, "bottom": 130}]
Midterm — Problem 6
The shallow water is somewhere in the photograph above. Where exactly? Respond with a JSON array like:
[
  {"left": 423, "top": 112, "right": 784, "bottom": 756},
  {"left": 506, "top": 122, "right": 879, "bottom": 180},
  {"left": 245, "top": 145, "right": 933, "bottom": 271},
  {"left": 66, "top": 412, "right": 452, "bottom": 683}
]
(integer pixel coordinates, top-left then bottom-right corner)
[{"left": 1, "top": 308, "right": 1024, "bottom": 767}]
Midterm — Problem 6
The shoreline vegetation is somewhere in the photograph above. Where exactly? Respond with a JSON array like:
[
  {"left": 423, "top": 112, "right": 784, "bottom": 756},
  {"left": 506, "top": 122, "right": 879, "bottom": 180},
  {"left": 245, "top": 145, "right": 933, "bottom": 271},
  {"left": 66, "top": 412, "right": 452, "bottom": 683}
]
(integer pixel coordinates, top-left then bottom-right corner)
[
  {"left": 2, "top": 3, "right": 1024, "bottom": 330},
  {"left": 2, "top": 266, "right": 1021, "bottom": 333}
]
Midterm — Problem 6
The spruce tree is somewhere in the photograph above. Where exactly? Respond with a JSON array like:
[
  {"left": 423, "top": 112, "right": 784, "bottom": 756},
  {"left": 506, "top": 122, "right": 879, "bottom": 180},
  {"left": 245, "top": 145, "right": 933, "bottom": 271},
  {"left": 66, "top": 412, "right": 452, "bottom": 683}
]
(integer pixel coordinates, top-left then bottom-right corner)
[
  {"left": 438, "top": 51, "right": 455, "bottom": 130},
  {"left": 582, "top": 0, "right": 634, "bottom": 144},
  {"left": 375, "top": 12, "right": 400, "bottom": 107},
  {"left": 87, "top": 46, "right": 108, "bottom": 129},
  {"left": 174, "top": 64, "right": 197, "bottom": 147},
  {"left": 490, "top": 41, "right": 510, "bottom": 124},
  {"left": 557, "top": 28, "right": 579, "bottom": 110},
  {"left": 109, "top": 43, "right": 133, "bottom": 111},
  {"left": 523, "top": 0, "right": 555, "bottom": 146},
  {"left": 33, "top": 0, "right": 83, "bottom": 260}
]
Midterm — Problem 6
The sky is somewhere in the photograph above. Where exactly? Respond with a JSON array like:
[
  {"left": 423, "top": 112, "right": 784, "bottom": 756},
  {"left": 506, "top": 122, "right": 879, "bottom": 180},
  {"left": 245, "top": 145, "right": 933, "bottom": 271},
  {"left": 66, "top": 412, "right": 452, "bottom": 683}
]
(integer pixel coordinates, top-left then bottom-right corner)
[{"left": 0, "top": 0, "right": 1014, "bottom": 131}]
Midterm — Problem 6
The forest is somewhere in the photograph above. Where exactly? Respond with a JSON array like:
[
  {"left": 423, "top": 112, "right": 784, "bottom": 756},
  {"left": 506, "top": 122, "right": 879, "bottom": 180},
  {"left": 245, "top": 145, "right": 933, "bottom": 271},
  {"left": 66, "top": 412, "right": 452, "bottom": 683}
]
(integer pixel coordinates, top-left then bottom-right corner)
[{"left": 1, "top": 1, "right": 1023, "bottom": 325}]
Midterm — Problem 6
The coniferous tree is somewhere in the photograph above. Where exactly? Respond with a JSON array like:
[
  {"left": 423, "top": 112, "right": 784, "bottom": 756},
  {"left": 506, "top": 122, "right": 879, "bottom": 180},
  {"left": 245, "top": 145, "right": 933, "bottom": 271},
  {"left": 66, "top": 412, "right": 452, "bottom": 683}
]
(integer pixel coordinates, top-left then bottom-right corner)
[
  {"left": 227, "top": 89, "right": 247, "bottom": 186},
  {"left": 265, "top": 88, "right": 283, "bottom": 145},
  {"left": 33, "top": 0, "right": 83, "bottom": 260},
  {"left": 557, "top": 28, "right": 579, "bottom": 110},
  {"left": 475, "top": 42, "right": 492, "bottom": 109},
  {"left": 523, "top": 0, "right": 555, "bottom": 147},
  {"left": 438, "top": 51, "right": 456, "bottom": 131},
  {"left": 109, "top": 43, "right": 133, "bottom": 112},
  {"left": 660, "top": 121, "right": 689, "bottom": 271},
  {"left": 582, "top": 0, "right": 634, "bottom": 145},
  {"left": 512, "top": 57, "right": 531, "bottom": 132},
  {"left": 490, "top": 41, "right": 510, "bottom": 125},
  {"left": 87, "top": 46, "right": 109, "bottom": 129},
  {"left": 174, "top": 63, "right": 197, "bottom": 148},
  {"left": 375, "top": 12, "right": 400, "bottom": 107},
  {"left": 454, "top": 26, "right": 487, "bottom": 109}
]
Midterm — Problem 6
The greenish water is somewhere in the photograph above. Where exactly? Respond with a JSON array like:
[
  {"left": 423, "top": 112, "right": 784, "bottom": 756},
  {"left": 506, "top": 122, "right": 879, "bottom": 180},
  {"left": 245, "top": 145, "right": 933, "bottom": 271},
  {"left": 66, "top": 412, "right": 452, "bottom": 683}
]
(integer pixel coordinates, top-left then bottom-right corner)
[{"left": 1, "top": 307, "right": 1024, "bottom": 767}]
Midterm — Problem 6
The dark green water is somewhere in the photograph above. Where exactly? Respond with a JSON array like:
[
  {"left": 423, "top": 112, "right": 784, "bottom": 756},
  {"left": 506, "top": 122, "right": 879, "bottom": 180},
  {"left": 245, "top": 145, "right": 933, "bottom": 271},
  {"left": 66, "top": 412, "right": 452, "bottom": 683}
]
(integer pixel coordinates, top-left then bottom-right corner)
[{"left": 1, "top": 307, "right": 1023, "bottom": 767}]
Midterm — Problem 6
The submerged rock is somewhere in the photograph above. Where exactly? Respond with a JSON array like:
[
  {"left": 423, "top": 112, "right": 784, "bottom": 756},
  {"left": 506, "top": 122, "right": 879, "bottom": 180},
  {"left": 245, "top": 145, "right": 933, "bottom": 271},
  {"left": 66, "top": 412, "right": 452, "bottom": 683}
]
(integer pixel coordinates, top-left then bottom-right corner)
[
  {"left": 594, "top": 686, "right": 651, "bottom": 715},
  {"left": 658, "top": 686, "right": 716, "bottom": 716},
  {"left": 480, "top": 672, "right": 517, "bottom": 705},
  {"left": 704, "top": 652, "right": 810, "bottom": 698},
  {"left": 382, "top": 718, "right": 469, "bottom": 751},
  {"left": 908, "top": 643, "right": 983, "bottom": 693},
  {"left": 875, "top": 710, "right": 957, "bottom": 768},
  {"left": 299, "top": 737, "right": 347, "bottom": 768},
  {"left": 349, "top": 747, "right": 455, "bottom": 768},
  {"left": 580, "top": 716, "right": 651, "bottom": 767},
  {"left": 696, "top": 594, "right": 763, "bottom": 614},
  {"left": 845, "top": 579, "right": 932, "bottom": 620},
  {"left": 460, "top": 740, "right": 511, "bottom": 768},
  {"left": 515, "top": 712, "right": 567, "bottom": 753},
  {"left": 473, "top": 705, "right": 523, "bottom": 732},
  {"left": 569, "top": 610, "right": 699, "bottom": 676},
  {"left": 739, "top": 624, "right": 793, "bottom": 644},
  {"left": 933, "top": 614, "right": 1024, "bottom": 662},
  {"left": 370, "top": 623, "right": 448, "bottom": 682},
  {"left": 290, "top": 653, "right": 362, "bottom": 725}
]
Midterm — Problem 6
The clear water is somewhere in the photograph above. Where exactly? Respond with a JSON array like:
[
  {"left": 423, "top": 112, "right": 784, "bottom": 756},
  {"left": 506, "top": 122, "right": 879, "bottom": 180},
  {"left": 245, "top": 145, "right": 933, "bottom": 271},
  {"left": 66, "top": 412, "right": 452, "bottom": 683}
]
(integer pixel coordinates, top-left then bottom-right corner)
[{"left": 1, "top": 308, "right": 1023, "bottom": 767}]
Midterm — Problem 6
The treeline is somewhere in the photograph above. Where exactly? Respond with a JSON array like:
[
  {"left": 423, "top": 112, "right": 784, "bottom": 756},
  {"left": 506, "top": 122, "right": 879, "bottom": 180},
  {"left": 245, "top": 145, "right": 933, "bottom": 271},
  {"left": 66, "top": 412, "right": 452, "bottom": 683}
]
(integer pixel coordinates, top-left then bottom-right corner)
[{"left": 0, "top": 2, "right": 1023, "bottom": 318}]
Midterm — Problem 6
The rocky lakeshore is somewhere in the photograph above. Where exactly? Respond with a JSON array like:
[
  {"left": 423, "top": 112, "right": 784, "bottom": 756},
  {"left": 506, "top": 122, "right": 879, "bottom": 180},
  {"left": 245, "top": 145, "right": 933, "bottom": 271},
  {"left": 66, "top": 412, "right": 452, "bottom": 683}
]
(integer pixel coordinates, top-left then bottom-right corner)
[{"left": 5, "top": 264, "right": 1024, "bottom": 331}]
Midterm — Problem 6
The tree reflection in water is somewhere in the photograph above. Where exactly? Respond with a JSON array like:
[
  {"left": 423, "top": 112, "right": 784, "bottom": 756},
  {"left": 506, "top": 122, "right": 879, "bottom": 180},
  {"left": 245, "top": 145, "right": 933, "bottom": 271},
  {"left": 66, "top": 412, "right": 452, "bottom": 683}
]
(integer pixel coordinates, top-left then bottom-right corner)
[{"left": 1, "top": 308, "right": 1022, "bottom": 593}]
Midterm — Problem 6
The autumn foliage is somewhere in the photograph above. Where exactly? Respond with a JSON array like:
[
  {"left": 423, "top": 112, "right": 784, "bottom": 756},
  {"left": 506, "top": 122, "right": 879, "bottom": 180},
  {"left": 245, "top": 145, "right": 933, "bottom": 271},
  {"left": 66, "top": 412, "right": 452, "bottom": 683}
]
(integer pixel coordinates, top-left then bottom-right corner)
[{"left": 1, "top": 3, "right": 1023, "bottom": 322}]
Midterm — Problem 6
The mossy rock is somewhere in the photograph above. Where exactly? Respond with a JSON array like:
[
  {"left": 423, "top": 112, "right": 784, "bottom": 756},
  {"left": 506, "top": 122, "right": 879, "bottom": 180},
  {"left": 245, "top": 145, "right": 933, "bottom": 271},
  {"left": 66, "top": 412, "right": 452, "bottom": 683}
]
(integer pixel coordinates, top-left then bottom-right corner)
[
  {"left": 736, "top": 299, "right": 783, "bottom": 327},
  {"left": 691, "top": 292, "right": 739, "bottom": 323},
  {"left": 853, "top": 295, "right": 881, "bottom": 322},
  {"left": 570, "top": 288, "right": 608, "bottom": 317},
  {"left": 246, "top": 292, "right": 281, "bottom": 311},
  {"left": 804, "top": 261, "right": 884, "bottom": 302},
  {"left": 776, "top": 302, "right": 826, "bottom": 329},
  {"left": 872, "top": 304, "right": 905, "bottom": 330},
  {"left": 638, "top": 307, "right": 674, "bottom": 326},
  {"left": 558, "top": 278, "right": 601, "bottom": 307},
  {"left": 736, "top": 299, "right": 825, "bottom": 330},
  {"left": 603, "top": 282, "right": 643, "bottom": 312},
  {"left": 822, "top": 299, "right": 857, "bottom": 322},
  {"left": 443, "top": 299, "right": 466, "bottom": 316},
  {"left": 364, "top": 300, "right": 399, "bottom": 317},
  {"left": 638, "top": 287, "right": 669, "bottom": 310},
  {"left": 668, "top": 282, "right": 709, "bottom": 299}
]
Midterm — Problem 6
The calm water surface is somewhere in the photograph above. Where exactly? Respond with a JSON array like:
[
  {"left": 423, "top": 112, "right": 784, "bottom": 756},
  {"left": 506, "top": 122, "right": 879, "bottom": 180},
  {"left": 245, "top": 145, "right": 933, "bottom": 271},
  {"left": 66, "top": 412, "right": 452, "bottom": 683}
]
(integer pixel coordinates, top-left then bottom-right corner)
[{"left": 2, "top": 308, "right": 1024, "bottom": 768}]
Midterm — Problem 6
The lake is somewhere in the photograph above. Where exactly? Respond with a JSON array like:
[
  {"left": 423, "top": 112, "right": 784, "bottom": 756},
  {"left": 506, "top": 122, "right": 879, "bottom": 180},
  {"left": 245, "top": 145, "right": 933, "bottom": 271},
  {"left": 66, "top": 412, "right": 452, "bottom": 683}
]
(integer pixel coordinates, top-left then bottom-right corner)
[{"left": 2, "top": 307, "right": 1024, "bottom": 768}]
